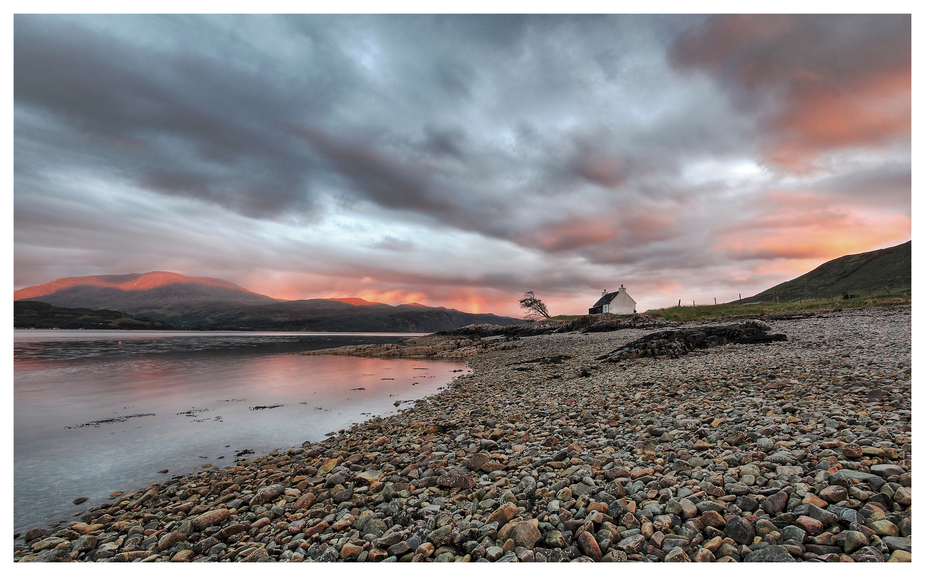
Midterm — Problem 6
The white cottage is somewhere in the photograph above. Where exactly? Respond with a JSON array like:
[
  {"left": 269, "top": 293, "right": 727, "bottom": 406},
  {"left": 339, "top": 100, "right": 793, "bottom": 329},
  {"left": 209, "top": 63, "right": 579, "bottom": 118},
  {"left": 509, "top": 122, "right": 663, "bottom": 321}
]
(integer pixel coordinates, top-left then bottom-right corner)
[{"left": 588, "top": 285, "right": 636, "bottom": 315}]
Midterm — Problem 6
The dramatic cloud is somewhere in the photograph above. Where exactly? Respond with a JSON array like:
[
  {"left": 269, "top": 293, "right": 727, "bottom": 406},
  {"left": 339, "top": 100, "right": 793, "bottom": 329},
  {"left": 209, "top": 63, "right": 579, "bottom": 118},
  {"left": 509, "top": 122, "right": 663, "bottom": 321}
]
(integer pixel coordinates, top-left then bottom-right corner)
[
  {"left": 14, "top": 14, "right": 911, "bottom": 316},
  {"left": 670, "top": 14, "right": 911, "bottom": 173}
]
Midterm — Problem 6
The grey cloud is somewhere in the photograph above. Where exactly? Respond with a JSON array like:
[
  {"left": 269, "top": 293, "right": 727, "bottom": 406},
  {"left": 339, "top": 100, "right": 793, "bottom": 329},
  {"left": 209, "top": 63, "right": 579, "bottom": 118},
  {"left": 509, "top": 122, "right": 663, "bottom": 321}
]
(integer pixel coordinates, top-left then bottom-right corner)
[
  {"left": 294, "top": 125, "right": 457, "bottom": 214},
  {"left": 14, "top": 15, "right": 362, "bottom": 218},
  {"left": 668, "top": 14, "right": 911, "bottom": 164},
  {"left": 810, "top": 165, "right": 911, "bottom": 212},
  {"left": 369, "top": 236, "right": 415, "bottom": 252},
  {"left": 419, "top": 124, "right": 470, "bottom": 160},
  {"left": 16, "top": 14, "right": 721, "bottom": 242},
  {"left": 14, "top": 14, "right": 911, "bottom": 312}
]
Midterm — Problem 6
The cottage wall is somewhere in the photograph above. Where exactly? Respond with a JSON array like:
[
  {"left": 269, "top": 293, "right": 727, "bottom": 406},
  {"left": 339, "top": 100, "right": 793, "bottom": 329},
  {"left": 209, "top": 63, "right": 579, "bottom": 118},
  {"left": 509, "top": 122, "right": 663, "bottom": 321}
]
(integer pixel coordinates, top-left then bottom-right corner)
[{"left": 606, "top": 290, "right": 636, "bottom": 314}]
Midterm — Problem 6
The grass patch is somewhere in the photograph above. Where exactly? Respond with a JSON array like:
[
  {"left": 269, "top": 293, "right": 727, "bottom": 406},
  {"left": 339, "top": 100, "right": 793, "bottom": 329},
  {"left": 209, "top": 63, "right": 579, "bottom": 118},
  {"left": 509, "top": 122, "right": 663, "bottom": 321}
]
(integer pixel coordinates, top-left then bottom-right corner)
[
  {"left": 547, "top": 315, "right": 583, "bottom": 322},
  {"left": 645, "top": 294, "right": 910, "bottom": 323}
]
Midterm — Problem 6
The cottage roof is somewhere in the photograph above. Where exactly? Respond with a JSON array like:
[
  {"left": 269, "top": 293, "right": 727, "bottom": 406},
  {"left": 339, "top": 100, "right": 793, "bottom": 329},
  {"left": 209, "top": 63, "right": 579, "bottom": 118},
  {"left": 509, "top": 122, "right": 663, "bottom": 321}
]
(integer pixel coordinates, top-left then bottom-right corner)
[
  {"left": 591, "top": 286, "right": 636, "bottom": 308},
  {"left": 591, "top": 292, "right": 619, "bottom": 308}
]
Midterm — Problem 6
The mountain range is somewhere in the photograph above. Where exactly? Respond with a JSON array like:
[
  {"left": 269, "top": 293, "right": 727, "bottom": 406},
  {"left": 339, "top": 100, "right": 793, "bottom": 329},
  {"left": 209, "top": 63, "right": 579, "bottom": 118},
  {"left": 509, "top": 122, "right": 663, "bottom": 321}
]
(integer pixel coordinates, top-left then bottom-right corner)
[
  {"left": 14, "top": 240, "right": 911, "bottom": 330},
  {"left": 14, "top": 271, "right": 523, "bottom": 332}
]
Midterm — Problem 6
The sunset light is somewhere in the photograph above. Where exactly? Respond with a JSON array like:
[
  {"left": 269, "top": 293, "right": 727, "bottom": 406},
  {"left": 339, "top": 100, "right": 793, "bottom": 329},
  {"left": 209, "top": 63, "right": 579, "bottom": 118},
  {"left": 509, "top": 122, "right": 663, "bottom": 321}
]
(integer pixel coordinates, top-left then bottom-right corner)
[
  {"left": 14, "top": 13, "right": 911, "bottom": 315},
  {"left": 11, "top": 11, "right": 915, "bottom": 565}
]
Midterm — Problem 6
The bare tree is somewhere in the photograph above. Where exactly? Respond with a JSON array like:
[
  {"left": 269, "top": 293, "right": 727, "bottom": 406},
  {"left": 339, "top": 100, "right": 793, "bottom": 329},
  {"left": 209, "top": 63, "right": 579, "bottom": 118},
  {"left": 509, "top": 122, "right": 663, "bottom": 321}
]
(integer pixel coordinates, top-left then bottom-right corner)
[{"left": 519, "top": 291, "right": 550, "bottom": 320}]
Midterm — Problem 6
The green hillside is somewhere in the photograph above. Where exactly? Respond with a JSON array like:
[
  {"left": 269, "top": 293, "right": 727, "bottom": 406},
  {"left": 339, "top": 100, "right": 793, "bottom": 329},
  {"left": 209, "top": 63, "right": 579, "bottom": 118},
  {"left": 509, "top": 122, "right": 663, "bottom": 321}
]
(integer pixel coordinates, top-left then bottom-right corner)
[
  {"left": 14, "top": 301, "right": 174, "bottom": 330},
  {"left": 746, "top": 240, "right": 911, "bottom": 303}
]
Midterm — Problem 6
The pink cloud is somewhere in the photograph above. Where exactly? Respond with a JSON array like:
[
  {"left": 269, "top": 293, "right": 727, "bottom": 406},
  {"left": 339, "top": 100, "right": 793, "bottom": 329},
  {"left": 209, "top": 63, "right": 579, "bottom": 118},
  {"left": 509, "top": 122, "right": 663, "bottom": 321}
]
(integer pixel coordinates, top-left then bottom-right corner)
[
  {"left": 514, "top": 217, "right": 618, "bottom": 252},
  {"left": 716, "top": 190, "right": 910, "bottom": 263},
  {"left": 670, "top": 15, "right": 910, "bottom": 173}
]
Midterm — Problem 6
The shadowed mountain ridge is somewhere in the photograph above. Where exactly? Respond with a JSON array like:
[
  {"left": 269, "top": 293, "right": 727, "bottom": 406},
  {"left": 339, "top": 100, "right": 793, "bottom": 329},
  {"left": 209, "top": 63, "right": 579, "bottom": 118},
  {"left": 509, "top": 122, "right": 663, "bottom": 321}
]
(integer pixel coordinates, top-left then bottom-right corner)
[{"left": 14, "top": 271, "right": 523, "bottom": 332}]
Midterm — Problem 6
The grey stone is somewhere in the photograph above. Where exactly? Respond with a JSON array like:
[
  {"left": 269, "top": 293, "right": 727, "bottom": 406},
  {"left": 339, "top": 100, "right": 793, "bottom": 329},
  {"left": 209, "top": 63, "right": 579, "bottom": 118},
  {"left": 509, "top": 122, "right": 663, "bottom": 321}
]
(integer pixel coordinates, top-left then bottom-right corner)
[
  {"left": 781, "top": 525, "right": 806, "bottom": 543},
  {"left": 881, "top": 536, "right": 912, "bottom": 552},
  {"left": 724, "top": 516, "right": 755, "bottom": 545},
  {"left": 745, "top": 545, "right": 796, "bottom": 562},
  {"left": 870, "top": 464, "right": 904, "bottom": 478},
  {"left": 842, "top": 530, "right": 868, "bottom": 553},
  {"left": 851, "top": 545, "right": 885, "bottom": 562},
  {"left": 805, "top": 504, "right": 838, "bottom": 525}
]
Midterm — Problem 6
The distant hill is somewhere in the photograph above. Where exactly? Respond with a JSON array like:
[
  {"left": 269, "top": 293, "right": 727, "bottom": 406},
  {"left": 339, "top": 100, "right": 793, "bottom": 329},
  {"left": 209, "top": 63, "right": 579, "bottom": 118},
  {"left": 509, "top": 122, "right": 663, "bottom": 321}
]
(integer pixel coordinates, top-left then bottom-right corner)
[
  {"left": 14, "top": 271, "right": 275, "bottom": 309},
  {"left": 14, "top": 271, "right": 524, "bottom": 332},
  {"left": 745, "top": 240, "right": 911, "bottom": 303},
  {"left": 14, "top": 300, "right": 174, "bottom": 330}
]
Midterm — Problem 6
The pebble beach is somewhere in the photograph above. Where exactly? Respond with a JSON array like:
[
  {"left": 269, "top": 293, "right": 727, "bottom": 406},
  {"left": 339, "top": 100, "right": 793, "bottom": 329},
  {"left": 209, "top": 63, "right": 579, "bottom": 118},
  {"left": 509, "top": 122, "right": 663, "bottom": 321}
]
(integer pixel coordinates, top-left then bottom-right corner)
[{"left": 14, "top": 306, "right": 912, "bottom": 563}]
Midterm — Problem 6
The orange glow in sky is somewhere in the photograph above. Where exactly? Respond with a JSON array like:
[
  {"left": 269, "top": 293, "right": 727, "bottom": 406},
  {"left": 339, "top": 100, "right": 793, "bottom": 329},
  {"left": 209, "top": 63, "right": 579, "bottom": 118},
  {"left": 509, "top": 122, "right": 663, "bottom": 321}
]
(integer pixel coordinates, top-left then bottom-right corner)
[{"left": 13, "top": 15, "right": 910, "bottom": 318}]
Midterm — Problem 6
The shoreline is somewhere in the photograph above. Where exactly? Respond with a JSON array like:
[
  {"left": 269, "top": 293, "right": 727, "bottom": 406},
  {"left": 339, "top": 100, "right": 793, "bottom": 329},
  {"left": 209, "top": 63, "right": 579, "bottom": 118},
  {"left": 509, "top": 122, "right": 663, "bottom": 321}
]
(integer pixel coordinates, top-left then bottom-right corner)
[{"left": 15, "top": 306, "right": 911, "bottom": 562}]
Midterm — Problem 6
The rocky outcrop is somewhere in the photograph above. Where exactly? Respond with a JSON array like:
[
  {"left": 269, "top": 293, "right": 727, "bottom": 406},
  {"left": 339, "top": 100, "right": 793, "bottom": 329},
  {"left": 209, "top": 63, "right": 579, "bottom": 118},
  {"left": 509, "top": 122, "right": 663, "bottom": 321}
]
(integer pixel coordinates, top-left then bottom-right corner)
[
  {"left": 303, "top": 314, "right": 680, "bottom": 359},
  {"left": 596, "top": 320, "right": 787, "bottom": 363},
  {"left": 301, "top": 334, "right": 520, "bottom": 359}
]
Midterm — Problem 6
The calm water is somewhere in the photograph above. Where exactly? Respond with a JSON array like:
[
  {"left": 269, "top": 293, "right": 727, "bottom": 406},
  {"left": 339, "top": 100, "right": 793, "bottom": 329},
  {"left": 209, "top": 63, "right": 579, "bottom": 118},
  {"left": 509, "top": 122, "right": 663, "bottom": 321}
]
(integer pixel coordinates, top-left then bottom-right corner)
[{"left": 14, "top": 330, "right": 468, "bottom": 535}]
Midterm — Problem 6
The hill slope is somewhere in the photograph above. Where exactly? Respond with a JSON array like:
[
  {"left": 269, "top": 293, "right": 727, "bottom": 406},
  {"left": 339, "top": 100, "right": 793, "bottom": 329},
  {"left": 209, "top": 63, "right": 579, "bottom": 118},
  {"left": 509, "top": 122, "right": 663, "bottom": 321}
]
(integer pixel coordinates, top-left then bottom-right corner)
[
  {"left": 13, "top": 271, "right": 276, "bottom": 309},
  {"left": 746, "top": 240, "right": 911, "bottom": 303},
  {"left": 14, "top": 271, "right": 523, "bottom": 332},
  {"left": 117, "top": 298, "right": 523, "bottom": 332},
  {"left": 14, "top": 301, "right": 174, "bottom": 330}
]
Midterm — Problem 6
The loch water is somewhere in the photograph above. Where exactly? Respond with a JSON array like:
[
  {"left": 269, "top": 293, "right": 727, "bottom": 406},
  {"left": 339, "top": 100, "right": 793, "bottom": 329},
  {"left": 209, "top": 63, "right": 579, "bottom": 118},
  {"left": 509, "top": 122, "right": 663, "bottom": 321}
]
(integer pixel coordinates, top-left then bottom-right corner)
[{"left": 14, "top": 330, "right": 468, "bottom": 535}]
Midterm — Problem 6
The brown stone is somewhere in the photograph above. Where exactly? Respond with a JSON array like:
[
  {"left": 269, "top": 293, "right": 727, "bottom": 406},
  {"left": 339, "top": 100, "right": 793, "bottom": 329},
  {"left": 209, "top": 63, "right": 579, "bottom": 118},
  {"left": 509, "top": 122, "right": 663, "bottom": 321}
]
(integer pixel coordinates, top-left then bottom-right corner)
[
  {"left": 802, "top": 493, "right": 828, "bottom": 508},
  {"left": 191, "top": 509, "right": 231, "bottom": 531},
  {"left": 71, "top": 522, "right": 105, "bottom": 535},
  {"left": 819, "top": 485, "right": 848, "bottom": 504},
  {"left": 576, "top": 531, "right": 602, "bottom": 561},
  {"left": 888, "top": 550, "right": 912, "bottom": 562},
  {"left": 355, "top": 470, "right": 384, "bottom": 484},
  {"left": 293, "top": 492, "right": 316, "bottom": 510},
  {"left": 114, "top": 551, "right": 152, "bottom": 562},
  {"left": 693, "top": 548, "right": 715, "bottom": 562},
  {"left": 240, "top": 547, "right": 269, "bottom": 562},
  {"left": 156, "top": 531, "right": 186, "bottom": 552},
  {"left": 169, "top": 550, "right": 195, "bottom": 562},
  {"left": 437, "top": 470, "right": 475, "bottom": 489},
  {"left": 304, "top": 520, "right": 329, "bottom": 538},
  {"left": 511, "top": 521, "right": 542, "bottom": 549},
  {"left": 340, "top": 543, "right": 363, "bottom": 560},
  {"left": 31, "top": 537, "right": 66, "bottom": 551},
  {"left": 701, "top": 510, "right": 726, "bottom": 528},
  {"left": 249, "top": 484, "right": 285, "bottom": 506},
  {"left": 331, "top": 514, "right": 355, "bottom": 532},
  {"left": 843, "top": 444, "right": 864, "bottom": 459},
  {"left": 795, "top": 515, "right": 824, "bottom": 536},
  {"left": 617, "top": 534, "right": 646, "bottom": 554},
  {"left": 486, "top": 502, "right": 518, "bottom": 526},
  {"left": 216, "top": 523, "right": 247, "bottom": 540},
  {"left": 467, "top": 453, "right": 490, "bottom": 471}
]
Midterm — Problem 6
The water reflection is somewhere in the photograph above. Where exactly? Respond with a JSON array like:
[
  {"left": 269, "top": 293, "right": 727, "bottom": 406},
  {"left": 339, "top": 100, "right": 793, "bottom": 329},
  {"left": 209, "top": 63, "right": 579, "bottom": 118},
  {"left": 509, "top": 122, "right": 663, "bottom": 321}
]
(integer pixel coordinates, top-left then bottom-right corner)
[{"left": 14, "top": 331, "right": 467, "bottom": 535}]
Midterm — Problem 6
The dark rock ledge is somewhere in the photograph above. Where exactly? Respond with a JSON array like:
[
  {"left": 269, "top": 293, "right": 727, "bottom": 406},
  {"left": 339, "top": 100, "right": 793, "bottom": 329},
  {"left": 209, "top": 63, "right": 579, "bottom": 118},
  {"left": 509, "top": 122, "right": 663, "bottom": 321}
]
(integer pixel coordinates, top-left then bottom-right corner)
[{"left": 596, "top": 320, "right": 788, "bottom": 363}]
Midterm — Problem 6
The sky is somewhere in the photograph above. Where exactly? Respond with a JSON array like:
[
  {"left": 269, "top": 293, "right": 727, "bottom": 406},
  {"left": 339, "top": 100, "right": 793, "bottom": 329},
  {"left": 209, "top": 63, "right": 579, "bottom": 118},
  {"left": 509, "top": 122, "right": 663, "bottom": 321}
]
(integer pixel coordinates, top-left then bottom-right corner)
[{"left": 13, "top": 12, "right": 913, "bottom": 317}]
